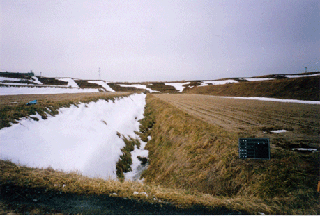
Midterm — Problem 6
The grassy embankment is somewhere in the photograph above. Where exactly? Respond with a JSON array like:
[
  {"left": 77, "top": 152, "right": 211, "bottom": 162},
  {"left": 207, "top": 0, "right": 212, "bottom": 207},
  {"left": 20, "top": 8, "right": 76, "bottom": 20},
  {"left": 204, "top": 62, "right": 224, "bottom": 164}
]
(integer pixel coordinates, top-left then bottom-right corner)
[
  {"left": 0, "top": 92, "right": 288, "bottom": 214},
  {"left": 37, "top": 77, "right": 68, "bottom": 86},
  {"left": 139, "top": 94, "right": 319, "bottom": 214},
  {"left": 0, "top": 91, "right": 249, "bottom": 214},
  {"left": 1, "top": 159, "right": 256, "bottom": 214},
  {"left": 107, "top": 83, "right": 145, "bottom": 92},
  {"left": 185, "top": 76, "right": 320, "bottom": 101},
  {"left": 0, "top": 92, "right": 130, "bottom": 129},
  {"left": 146, "top": 83, "right": 178, "bottom": 93}
]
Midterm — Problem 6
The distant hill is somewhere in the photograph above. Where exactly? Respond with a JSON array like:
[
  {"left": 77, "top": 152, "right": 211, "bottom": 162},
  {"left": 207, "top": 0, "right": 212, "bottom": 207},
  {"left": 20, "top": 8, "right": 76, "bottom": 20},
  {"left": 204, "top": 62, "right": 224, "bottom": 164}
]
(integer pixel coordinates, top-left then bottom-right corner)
[{"left": 184, "top": 74, "right": 320, "bottom": 101}]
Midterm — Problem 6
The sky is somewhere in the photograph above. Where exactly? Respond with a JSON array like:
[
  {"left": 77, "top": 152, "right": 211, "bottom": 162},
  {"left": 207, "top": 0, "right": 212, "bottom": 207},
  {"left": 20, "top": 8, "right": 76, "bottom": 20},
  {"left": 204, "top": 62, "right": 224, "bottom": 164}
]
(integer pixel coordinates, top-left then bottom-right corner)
[{"left": 0, "top": 0, "right": 319, "bottom": 82}]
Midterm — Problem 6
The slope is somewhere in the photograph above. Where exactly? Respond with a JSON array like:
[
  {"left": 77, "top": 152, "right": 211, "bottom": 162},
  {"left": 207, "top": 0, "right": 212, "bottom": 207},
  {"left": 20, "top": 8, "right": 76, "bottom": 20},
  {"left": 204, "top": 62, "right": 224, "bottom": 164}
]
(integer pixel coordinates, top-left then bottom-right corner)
[{"left": 185, "top": 76, "right": 320, "bottom": 101}]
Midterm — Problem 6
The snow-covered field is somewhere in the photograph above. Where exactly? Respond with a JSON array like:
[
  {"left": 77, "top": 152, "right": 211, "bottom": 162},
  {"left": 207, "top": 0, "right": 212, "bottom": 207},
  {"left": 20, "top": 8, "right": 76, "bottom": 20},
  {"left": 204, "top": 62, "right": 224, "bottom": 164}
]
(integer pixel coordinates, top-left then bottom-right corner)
[
  {"left": 0, "top": 93, "right": 147, "bottom": 180},
  {"left": 0, "top": 87, "right": 99, "bottom": 95}
]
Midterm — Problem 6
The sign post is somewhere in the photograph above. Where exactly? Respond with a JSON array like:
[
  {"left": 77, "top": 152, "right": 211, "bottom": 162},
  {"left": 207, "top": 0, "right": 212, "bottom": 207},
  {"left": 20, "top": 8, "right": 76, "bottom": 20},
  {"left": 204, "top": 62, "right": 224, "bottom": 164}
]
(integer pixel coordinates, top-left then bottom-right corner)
[{"left": 239, "top": 138, "right": 270, "bottom": 160}]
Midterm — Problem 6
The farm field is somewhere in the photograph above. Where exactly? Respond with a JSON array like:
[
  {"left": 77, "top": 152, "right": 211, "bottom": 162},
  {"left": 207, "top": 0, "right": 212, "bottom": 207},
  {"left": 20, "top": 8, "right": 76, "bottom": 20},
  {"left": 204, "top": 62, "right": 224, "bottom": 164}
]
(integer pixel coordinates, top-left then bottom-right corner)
[
  {"left": 153, "top": 94, "right": 320, "bottom": 150},
  {"left": 0, "top": 92, "right": 130, "bottom": 108},
  {"left": 141, "top": 94, "right": 319, "bottom": 214},
  {"left": 0, "top": 77, "right": 319, "bottom": 214}
]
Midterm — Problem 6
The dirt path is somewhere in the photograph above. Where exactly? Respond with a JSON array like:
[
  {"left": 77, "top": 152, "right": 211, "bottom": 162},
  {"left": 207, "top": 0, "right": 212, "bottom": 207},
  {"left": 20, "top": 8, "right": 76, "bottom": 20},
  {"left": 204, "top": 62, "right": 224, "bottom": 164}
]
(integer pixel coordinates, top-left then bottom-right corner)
[{"left": 153, "top": 94, "right": 320, "bottom": 149}]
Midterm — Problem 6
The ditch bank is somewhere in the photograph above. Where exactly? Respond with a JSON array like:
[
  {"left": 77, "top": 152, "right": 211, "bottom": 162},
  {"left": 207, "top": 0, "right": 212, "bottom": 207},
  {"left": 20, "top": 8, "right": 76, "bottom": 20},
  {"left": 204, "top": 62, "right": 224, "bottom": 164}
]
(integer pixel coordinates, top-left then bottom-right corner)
[
  {"left": 139, "top": 94, "right": 318, "bottom": 214},
  {"left": 0, "top": 93, "right": 147, "bottom": 180}
]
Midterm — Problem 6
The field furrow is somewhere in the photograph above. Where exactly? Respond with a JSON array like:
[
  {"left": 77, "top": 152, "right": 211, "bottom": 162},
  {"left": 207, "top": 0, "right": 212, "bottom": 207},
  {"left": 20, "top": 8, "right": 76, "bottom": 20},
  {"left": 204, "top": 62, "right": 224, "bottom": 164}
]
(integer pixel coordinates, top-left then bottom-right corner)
[{"left": 153, "top": 94, "right": 320, "bottom": 148}]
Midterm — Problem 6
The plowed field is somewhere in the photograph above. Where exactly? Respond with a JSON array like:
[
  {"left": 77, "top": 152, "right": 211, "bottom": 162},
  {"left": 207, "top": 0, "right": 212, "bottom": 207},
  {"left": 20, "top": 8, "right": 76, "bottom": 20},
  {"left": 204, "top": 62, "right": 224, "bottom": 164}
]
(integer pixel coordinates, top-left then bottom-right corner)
[{"left": 153, "top": 94, "right": 320, "bottom": 149}]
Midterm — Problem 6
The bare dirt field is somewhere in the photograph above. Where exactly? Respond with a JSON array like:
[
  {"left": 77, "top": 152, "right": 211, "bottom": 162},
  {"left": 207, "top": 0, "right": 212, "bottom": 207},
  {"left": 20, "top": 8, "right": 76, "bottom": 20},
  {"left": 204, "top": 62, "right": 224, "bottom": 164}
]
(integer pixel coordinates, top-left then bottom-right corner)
[{"left": 153, "top": 94, "right": 320, "bottom": 149}]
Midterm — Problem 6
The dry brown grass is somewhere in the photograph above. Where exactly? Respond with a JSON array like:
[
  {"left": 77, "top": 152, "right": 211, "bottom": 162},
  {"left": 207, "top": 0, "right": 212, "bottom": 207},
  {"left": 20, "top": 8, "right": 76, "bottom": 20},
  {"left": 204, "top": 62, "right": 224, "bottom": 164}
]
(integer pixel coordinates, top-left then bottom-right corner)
[
  {"left": 153, "top": 94, "right": 320, "bottom": 150},
  {"left": 0, "top": 92, "right": 130, "bottom": 107},
  {"left": 141, "top": 94, "right": 319, "bottom": 214},
  {"left": 185, "top": 76, "right": 320, "bottom": 101},
  {"left": 0, "top": 159, "right": 280, "bottom": 214}
]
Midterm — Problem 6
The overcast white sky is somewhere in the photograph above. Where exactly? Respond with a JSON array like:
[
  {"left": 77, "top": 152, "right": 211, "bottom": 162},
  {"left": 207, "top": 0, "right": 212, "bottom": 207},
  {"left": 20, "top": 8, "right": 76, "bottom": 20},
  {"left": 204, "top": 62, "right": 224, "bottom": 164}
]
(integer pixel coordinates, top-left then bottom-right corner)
[{"left": 0, "top": 0, "right": 319, "bottom": 82}]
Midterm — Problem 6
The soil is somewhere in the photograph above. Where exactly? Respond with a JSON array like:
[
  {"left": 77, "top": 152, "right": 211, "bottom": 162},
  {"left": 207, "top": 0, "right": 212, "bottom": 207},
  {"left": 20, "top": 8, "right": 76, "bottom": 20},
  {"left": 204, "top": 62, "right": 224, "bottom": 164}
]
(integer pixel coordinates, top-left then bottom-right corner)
[
  {"left": 153, "top": 94, "right": 320, "bottom": 149},
  {"left": 0, "top": 92, "right": 130, "bottom": 107}
]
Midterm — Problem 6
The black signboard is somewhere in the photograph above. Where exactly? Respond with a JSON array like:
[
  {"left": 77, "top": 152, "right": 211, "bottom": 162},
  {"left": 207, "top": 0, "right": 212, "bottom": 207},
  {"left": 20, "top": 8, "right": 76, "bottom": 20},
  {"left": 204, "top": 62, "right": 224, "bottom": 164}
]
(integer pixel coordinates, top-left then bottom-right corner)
[{"left": 239, "top": 138, "right": 270, "bottom": 159}]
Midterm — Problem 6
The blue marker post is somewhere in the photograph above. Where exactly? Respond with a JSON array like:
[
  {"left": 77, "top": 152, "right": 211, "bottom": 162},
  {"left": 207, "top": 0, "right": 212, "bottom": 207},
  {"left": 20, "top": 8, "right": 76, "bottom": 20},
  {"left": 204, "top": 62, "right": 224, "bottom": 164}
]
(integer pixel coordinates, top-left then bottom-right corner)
[{"left": 26, "top": 100, "right": 37, "bottom": 105}]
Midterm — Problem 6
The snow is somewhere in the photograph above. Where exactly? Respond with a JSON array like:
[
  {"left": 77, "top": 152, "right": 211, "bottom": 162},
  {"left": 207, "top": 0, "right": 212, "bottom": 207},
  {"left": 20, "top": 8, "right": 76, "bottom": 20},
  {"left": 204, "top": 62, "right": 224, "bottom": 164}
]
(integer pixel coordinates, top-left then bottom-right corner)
[
  {"left": 0, "top": 87, "right": 99, "bottom": 95},
  {"left": 32, "top": 76, "right": 43, "bottom": 84},
  {"left": 119, "top": 84, "right": 159, "bottom": 93},
  {"left": 88, "top": 81, "right": 115, "bottom": 92},
  {"left": 165, "top": 82, "right": 190, "bottom": 92},
  {"left": 199, "top": 80, "right": 238, "bottom": 87},
  {"left": 270, "top": 129, "right": 287, "bottom": 133},
  {"left": 221, "top": 96, "right": 320, "bottom": 105},
  {"left": 0, "top": 77, "right": 26, "bottom": 82},
  {"left": 243, "top": 78, "right": 274, "bottom": 81},
  {"left": 58, "top": 78, "right": 79, "bottom": 88},
  {"left": 286, "top": 73, "right": 320, "bottom": 78},
  {"left": 292, "top": 148, "right": 317, "bottom": 152},
  {"left": 1, "top": 83, "right": 33, "bottom": 86},
  {"left": 133, "top": 192, "right": 148, "bottom": 197},
  {"left": 124, "top": 139, "right": 148, "bottom": 181},
  {"left": 0, "top": 93, "right": 147, "bottom": 179}
]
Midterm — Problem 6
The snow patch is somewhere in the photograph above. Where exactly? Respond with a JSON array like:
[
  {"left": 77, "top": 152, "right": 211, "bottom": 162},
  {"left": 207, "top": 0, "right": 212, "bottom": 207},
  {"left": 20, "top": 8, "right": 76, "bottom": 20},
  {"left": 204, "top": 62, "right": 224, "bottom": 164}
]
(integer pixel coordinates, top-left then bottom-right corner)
[
  {"left": 165, "top": 82, "right": 190, "bottom": 92},
  {"left": 243, "top": 78, "right": 274, "bottom": 81},
  {"left": 286, "top": 73, "right": 320, "bottom": 78},
  {"left": 0, "top": 87, "right": 99, "bottom": 95},
  {"left": 32, "top": 76, "right": 43, "bottom": 84},
  {"left": 270, "top": 129, "right": 287, "bottom": 133},
  {"left": 1, "top": 83, "right": 33, "bottom": 86},
  {"left": 119, "top": 84, "right": 159, "bottom": 93},
  {"left": 199, "top": 80, "right": 238, "bottom": 86},
  {"left": 58, "top": 78, "right": 79, "bottom": 88},
  {"left": 0, "top": 77, "right": 26, "bottom": 82},
  {"left": 0, "top": 94, "right": 146, "bottom": 179},
  {"left": 292, "top": 148, "right": 317, "bottom": 152},
  {"left": 221, "top": 96, "right": 320, "bottom": 105},
  {"left": 133, "top": 192, "right": 148, "bottom": 197},
  {"left": 88, "top": 81, "right": 115, "bottom": 92}
]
